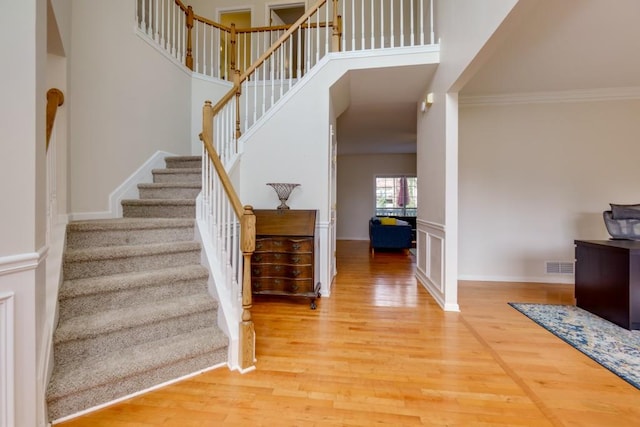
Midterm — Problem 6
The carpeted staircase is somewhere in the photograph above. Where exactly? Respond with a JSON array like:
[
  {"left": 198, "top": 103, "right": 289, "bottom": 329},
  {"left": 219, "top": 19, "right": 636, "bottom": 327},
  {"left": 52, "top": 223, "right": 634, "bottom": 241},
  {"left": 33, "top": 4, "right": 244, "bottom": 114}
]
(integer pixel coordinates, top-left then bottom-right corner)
[{"left": 46, "top": 155, "right": 228, "bottom": 422}]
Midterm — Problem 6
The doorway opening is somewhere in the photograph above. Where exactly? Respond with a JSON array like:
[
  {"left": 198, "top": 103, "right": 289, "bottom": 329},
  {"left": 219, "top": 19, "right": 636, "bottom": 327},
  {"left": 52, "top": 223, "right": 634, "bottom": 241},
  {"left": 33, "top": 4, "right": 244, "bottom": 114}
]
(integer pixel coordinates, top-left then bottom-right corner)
[{"left": 219, "top": 10, "right": 252, "bottom": 77}]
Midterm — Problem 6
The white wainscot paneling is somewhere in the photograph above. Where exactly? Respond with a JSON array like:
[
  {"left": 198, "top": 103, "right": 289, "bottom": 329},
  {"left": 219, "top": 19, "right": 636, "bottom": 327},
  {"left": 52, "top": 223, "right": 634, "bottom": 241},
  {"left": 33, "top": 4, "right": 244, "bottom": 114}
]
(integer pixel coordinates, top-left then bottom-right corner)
[
  {"left": 0, "top": 292, "right": 14, "bottom": 427},
  {"left": 416, "top": 221, "right": 446, "bottom": 306}
]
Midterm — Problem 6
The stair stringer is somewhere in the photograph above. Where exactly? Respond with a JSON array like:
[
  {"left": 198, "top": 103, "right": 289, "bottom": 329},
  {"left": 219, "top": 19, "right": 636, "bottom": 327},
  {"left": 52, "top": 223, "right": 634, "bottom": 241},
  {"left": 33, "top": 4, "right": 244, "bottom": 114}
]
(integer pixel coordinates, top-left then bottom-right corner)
[{"left": 193, "top": 197, "right": 243, "bottom": 372}]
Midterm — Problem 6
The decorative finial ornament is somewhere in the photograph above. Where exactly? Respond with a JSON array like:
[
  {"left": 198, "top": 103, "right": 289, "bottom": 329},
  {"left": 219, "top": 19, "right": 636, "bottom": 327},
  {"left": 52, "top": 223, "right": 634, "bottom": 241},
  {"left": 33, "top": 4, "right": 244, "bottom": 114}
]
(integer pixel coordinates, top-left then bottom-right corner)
[{"left": 266, "top": 183, "right": 300, "bottom": 209}]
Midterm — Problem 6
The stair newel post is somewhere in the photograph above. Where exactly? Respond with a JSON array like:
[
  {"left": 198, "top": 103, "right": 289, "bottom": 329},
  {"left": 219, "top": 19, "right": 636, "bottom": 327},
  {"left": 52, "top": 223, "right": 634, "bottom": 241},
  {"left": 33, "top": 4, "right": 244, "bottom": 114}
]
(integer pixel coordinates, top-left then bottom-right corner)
[
  {"left": 202, "top": 100, "right": 213, "bottom": 145},
  {"left": 230, "top": 23, "right": 237, "bottom": 75},
  {"left": 234, "top": 70, "right": 242, "bottom": 144},
  {"left": 185, "top": 6, "right": 194, "bottom": 70},
  {"left": 332, "top": 0, "right": 342, "bottom": 52},
  {"left": 240, "top": 205, "right": 256, "bottom": 370},
  {"left": 46, "top": 88, "right": 64, "bottom": 151}
]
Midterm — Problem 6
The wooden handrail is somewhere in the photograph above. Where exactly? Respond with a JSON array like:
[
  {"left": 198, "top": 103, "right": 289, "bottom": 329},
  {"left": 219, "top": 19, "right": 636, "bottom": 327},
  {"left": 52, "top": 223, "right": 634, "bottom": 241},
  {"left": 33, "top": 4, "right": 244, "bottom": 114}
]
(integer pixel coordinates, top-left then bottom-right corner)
[
  {"left": 239, "top": 0, "right": 328, "bottom": 83},
  {"left": 194, "top": 14, "right": 233, "bottom": 32},
  {"left": 200, "top": 100, "right": 256, "bottom": 370},
  {"left": 200, "top": 101, "right": 244, "bottom": 218},
  {"left": 46, "top": 88, "right": 64, "bottom": 151},
  {"left": 206, "top": 0, "right": 333, "bottom": 119},
  {"left": 174, "top": 0, "right": 337, "bottom": 75}
]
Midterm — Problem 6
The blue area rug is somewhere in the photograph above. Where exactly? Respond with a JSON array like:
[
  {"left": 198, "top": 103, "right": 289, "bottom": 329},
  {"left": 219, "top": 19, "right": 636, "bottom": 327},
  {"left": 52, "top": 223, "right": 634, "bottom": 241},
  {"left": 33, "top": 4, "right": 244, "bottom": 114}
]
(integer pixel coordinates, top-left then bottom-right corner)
[{"left": 509, "top": 303, "right": 640, "bottom": 390}]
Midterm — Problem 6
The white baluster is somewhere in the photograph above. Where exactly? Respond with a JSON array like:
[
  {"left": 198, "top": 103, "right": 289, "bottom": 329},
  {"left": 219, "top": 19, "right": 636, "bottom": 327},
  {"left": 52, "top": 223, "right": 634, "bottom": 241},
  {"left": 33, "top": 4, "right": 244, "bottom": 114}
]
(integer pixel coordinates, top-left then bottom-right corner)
[
  {"left": 244, "top": 79, "right": 249, "bottom": 132},
  {"left": 280, "top": 44, "right": 284, "bottom": 98},
  {"left": 371, "top": 0, "right": 375, "bottom": 48},
  {"left": 225, "top": 31, "right": 230, "bottom": 80},
  {"left": 262, "top": 43, "right": 266, "bottom": 116},
  {"left": 153, "top": 0, "right": 158, "bottom": 41},
  {"left": 142, "top": 0, "right": 147, "bottom": 33},
  {"left": 391, "top": 0, "right": 395, "bottom": 47},
  {"left": 253, "top": 69, "right": 257, "bottom": 126},
  {"left": 316, "top": 9, "right": 320, "bottom": 63},
  {"left": 270, "top": 56, "right": 275, "bottom": 108},
  {"left": 351, "top": 0, "right": 355, "bottom": 51},
  {"left": 296, "top": 27, "right": 302, "bottom": 77},
  {"left": 420, "top": 0, "right": 424, "bottom": 45},
  {"left": 195, "top": 20, "right": 199, "bottom": 73},
  {"left": 381, "top": 0, "right": 385, "bottom": 48},
  {"left": 360, "top": 0, "right": 365, "bottom": 49},
  {"left": 289, "top": 35, "right": 293, "bottom": 86},
  {"left": 410, "top": 0, "right": 415, "bottom": 46},
  {"left": 430, "top": 0, "right": 435, "bottom": 44},
  {"left": 325, "top": 0, "right": 329, "bottom": 56},
  {"left": 147, "top": 0, "right": 153, "bottom": 36},
  {"left": 210, "top": 26, "right": 214, "bottom": 77},
  {"left": 400, "top": 0, "right": 404, "bottom": 47},
  {"left": 306, "top": 17, "right": 311, "bottom": 71},
  {"left": 160, "top": 0, "right": 165, "bottom": 47}
]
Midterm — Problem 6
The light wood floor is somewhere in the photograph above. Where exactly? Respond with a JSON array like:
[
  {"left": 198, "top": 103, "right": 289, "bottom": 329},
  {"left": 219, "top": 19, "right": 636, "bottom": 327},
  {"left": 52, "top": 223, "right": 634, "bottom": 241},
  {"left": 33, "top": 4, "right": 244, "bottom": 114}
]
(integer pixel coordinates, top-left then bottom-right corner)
[{"left": 58, "top": 240, "right": 640, "bottom": 426}]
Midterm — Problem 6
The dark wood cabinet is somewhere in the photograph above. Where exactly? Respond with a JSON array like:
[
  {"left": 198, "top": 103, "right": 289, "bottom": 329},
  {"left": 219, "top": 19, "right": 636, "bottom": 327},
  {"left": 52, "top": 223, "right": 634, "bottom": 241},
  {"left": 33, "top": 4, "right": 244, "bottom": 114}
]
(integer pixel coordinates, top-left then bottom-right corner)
[
  {"left": 574, "top": 240, "right": 640, "bottom": 330},
  {"left": 252, "top": 209, "right": 320, "bottom": 309}
]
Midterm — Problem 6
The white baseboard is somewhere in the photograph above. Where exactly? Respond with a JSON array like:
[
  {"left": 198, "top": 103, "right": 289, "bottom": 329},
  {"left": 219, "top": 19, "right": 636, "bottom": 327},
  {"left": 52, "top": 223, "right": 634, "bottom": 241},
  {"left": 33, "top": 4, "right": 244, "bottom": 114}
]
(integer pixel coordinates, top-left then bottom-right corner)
[
  {"left": 68, "top": 151, "right": 176, "bottom": 221},
  {"left": 457, "top": 274, "right": 574, "bottom": 285},
  {"left": 109, "top": 151, "right": 176, "bottom": 217}
]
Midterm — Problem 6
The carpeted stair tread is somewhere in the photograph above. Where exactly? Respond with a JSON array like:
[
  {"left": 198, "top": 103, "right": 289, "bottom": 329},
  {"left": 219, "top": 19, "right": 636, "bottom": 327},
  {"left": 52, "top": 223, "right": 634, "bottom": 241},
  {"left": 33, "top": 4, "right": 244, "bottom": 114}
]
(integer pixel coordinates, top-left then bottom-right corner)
[
  {"left": 164, "top": 155, "right": 201, "bottom": 169},
  {"left": 67, "top": 218, "right": 195, "bottom": 231},
  {"left": 47, "top": 326, "right": 227, "bottom": 400},
  {"left": 54, "top": 293, "right": 217, "bottom": 345},
  {"left": 64, "top": 241, "right": 200, "bottom": 263},
  {"left": 57, "top": 265, "right": 210, "bottom": 321},
  {"left": 65, "top": 218, "right": 196, "bottom": 249},
  {"left": 151, "top": 168, "right": 201, "bottom": 184},
  {"left": 137, "top": 182, "right": 201, "bottom": 189},
  {"left": 59, "top": 265, "right": 209, "bottom": 299},
  {"left": 151, "top": 168, "right": 201, "bottom": 176},
  {"left": 121, "top": 199, "right": 196, "bottom": 206}
]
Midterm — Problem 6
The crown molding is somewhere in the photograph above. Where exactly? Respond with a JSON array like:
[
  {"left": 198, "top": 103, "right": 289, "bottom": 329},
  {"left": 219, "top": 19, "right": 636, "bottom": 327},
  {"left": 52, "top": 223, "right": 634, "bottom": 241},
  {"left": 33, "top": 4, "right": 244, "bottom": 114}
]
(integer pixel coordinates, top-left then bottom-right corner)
[{"left": 459, "top": 86, "right": 640, "bottom": 107}]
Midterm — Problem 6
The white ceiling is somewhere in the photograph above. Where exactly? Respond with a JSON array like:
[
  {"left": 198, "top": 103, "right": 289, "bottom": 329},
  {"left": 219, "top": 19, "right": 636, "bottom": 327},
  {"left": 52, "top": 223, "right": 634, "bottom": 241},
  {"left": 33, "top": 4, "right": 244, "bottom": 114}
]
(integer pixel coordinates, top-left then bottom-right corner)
[
  {"left": 461, "top": 0, "right": 640, "bottom": 96},
  {"left": 335, "top": 64, "right": 437, "bottom": 155},
  {"left": 337, "top": 0, "right": 640, "bottom": 155}
]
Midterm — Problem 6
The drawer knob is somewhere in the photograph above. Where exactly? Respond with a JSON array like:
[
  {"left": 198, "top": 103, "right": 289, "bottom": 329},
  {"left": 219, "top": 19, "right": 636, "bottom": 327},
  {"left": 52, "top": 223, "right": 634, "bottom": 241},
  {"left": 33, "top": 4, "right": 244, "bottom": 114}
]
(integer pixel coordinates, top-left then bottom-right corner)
[
  {"left": 292, "top": 270, "right": 301, "bottom": 277},
  {"left": 292, "top": 256, "right": 301, "bottom": 263},
  {"left": 292, "top": 243, "right": 301, "bottom": 250},
  {"left": 291, "top": 284, "right": 299, "bottom": 292}
]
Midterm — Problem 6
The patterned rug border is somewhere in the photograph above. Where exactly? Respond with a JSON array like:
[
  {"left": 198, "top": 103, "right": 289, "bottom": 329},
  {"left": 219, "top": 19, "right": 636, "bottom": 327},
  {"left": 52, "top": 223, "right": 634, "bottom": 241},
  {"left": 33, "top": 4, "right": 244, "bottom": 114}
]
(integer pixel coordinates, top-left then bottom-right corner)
[{"left": 508, "top": 302, "right": 640, "bottom": 390}]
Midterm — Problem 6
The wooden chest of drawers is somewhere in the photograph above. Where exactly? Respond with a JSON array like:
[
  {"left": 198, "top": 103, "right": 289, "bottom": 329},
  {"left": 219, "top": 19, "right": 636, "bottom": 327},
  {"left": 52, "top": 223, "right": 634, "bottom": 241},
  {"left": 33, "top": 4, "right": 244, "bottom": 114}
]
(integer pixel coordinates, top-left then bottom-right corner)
[{"left": 251, "top": 209, "right": 320, "bottom": 309}]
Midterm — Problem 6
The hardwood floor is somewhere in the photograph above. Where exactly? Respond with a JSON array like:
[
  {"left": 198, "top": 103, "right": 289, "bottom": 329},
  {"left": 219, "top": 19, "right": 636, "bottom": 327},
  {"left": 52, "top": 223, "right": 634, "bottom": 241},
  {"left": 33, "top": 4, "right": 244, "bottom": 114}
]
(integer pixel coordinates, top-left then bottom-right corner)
[{"left": 57, "top": 240, "right": 640, "bottom": 426}]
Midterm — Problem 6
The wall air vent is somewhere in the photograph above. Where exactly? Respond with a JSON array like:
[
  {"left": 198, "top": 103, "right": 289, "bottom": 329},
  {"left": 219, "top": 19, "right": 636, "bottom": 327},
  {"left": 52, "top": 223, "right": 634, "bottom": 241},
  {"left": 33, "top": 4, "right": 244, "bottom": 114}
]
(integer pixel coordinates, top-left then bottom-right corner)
[{"left": 545, "top": 261, "right": 574, "bottom": 275}]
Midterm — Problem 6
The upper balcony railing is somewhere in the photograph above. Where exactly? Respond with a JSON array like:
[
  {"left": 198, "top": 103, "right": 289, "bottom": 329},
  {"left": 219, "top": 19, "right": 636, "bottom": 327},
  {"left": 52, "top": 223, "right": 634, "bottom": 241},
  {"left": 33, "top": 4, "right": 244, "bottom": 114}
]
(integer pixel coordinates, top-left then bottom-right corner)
[{"left": 136, "top": 0, "right": 436, "bottom": 80}]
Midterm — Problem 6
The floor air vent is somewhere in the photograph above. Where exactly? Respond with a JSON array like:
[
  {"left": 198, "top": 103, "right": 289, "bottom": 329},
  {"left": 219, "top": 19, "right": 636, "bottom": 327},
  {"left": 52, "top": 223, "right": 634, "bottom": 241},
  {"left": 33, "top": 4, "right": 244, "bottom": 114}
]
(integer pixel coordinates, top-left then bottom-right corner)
[{"left": 546, "top": 261, "right": 574, "bottom": 275}]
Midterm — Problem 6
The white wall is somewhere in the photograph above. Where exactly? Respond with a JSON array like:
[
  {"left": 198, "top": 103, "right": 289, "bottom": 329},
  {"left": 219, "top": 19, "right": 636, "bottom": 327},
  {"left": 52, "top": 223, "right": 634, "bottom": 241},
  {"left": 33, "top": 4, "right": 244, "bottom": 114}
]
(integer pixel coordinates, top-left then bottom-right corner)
[
  {"left": 459, "top": 98, "right": 640, "bottom": 282},
  {"left": 189, "top": 0, "right": 309, "bottom": 26},
  {"left": 414, "top": 0, "right": 526, "bottom": 311},
  {"left": 337, "top": 154, "right": 417, "bottom": 240},
  {"left": 0, "top": 0, "right": 48, "bottom": 425},
  {"left": 69, "top": 1, "right": 193, "bottom": 214},
  {"left": 191, "top": 75, "right": 235, "bottom": 154}
]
